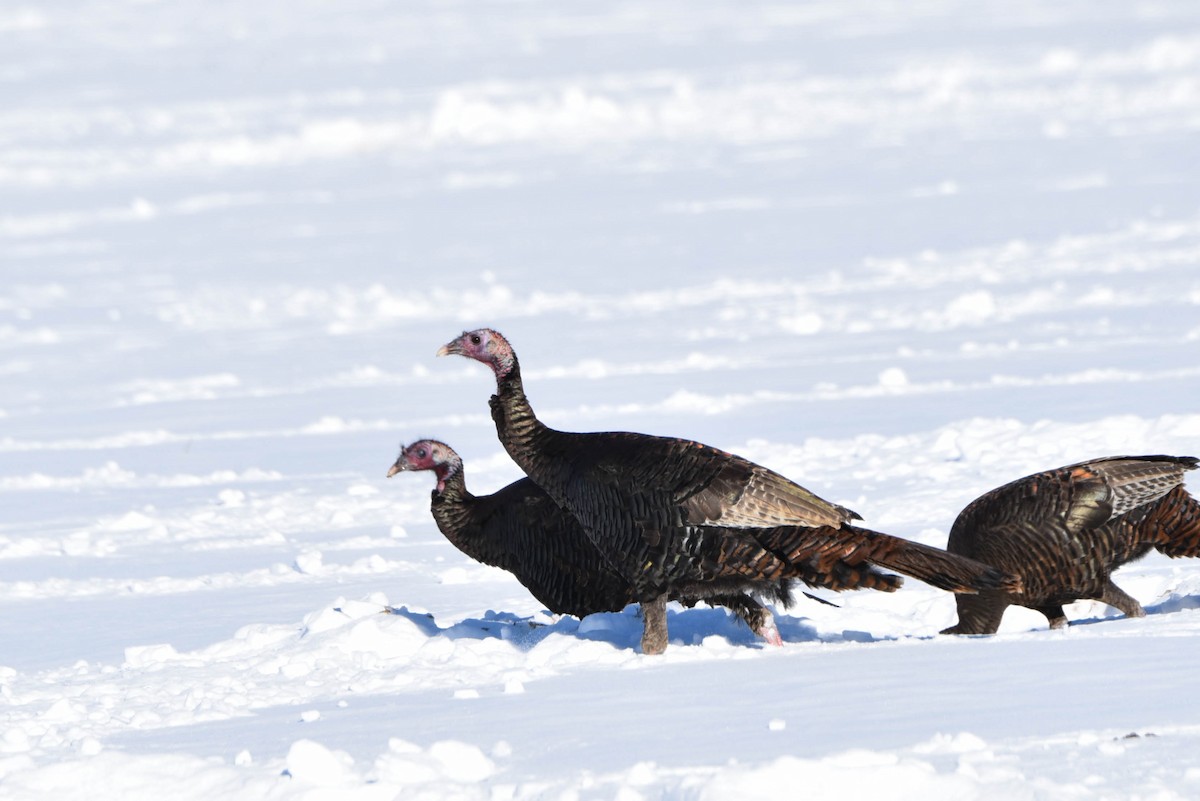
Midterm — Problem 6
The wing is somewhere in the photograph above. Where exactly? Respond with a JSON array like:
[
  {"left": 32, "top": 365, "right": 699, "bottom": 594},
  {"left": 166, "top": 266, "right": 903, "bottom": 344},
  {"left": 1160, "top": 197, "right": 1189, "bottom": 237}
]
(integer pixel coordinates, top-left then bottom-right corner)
[
  {"left": 561, "top": 430, "right": 859, "bottom": 530},
  {"left": 1081, "top": 455, "right": 1197, "bottom": 517}
]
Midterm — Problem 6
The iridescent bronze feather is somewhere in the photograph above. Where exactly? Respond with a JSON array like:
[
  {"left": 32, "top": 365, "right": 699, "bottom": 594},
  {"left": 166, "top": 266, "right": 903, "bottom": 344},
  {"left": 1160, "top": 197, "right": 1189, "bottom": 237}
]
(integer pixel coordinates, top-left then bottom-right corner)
[{"left": 943, "top": 455, "right": 1200, "bottom": 634}]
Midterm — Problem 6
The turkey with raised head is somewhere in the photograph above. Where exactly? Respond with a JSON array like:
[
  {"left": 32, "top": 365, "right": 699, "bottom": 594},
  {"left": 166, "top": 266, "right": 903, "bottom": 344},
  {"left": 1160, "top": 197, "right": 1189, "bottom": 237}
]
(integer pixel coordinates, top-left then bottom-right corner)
[
  {"left": 387, "top": 439, "right": 788, "bottom": 644},
  {"left": 942, "top": 454, "right": 1200, "bottom": 634},
  {"left": 436, "top": 328, "right": 1021, "bottom": 654}
]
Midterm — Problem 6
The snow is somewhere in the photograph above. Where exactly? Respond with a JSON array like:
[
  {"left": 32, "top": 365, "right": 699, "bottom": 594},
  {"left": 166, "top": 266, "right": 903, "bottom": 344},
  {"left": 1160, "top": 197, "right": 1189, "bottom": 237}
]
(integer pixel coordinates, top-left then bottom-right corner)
[{"left": 3, "top": 0, "right": 1200, "bottom": 797}]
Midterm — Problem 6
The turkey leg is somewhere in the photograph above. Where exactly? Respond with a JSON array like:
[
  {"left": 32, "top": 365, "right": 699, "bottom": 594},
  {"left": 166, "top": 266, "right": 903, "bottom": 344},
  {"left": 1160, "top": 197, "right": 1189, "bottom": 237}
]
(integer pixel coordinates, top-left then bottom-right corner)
[
  {"left": 640, "top": 594, "right": 669, "bottom": 655},
  {"left": 1099, "top": 580, "right": 1145, "bottom": 619}
]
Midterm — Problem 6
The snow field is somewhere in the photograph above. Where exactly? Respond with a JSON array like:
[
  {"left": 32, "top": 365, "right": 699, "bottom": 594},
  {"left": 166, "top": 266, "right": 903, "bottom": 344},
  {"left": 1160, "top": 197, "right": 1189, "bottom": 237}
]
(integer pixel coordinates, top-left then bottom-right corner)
[{"left": 4, "top": 0, "right": 1200, "bottom": 797}]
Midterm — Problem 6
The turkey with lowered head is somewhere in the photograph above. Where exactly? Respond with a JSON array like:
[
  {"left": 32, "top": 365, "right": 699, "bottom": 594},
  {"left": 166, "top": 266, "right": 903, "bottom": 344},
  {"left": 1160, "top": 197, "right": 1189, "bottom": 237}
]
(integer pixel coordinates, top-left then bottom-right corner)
[
  {"left": 388, "top": 439, "right": 788, "bottom": 643},
  {"left": 942, "top": 454, "right": 1200, "bottom": 634}
]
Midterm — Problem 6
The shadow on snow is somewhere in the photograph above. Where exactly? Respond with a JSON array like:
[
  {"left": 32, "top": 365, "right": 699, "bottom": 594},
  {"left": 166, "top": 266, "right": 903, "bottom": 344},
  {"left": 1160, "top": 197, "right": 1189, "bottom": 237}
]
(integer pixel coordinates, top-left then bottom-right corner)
[
  {"left": 1032, "top": 591, "right": 1200, "bottom": 630},
  {"left": 381, "top": 600, "right": 894, "bottom": 653}
]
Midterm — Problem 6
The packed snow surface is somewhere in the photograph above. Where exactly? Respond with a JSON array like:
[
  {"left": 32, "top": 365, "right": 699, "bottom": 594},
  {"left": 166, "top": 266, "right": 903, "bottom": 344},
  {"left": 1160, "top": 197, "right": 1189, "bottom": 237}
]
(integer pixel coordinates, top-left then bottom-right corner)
[{"left": 3, "top": 0, "right": 1200, "bottom": 798}]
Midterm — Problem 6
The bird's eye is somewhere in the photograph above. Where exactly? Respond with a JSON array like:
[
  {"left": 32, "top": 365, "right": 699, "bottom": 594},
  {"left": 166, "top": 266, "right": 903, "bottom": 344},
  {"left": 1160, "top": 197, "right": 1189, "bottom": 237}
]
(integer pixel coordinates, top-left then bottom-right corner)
[
  {"left": 416, "top": 448, "right": 427, "bottom": 458},
  {"left": 470, "top": 334, "right": 481, "bottom": 345}
]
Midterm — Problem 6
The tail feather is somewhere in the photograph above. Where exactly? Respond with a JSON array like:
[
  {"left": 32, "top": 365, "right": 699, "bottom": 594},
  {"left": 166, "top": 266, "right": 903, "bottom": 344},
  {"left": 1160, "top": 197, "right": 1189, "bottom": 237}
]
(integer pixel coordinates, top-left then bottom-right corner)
[
  {"left": 749, "top": 523, "right": 985, "bottom": 593},
  {"left": 845, "top": 525, "right": 1022, "bottom": 594},
  {"left": 792, "top": 560, "right": 903, "bottom": 593},
  {"left": 717, "top": 522, "right": 1020, "bottom": 596}
]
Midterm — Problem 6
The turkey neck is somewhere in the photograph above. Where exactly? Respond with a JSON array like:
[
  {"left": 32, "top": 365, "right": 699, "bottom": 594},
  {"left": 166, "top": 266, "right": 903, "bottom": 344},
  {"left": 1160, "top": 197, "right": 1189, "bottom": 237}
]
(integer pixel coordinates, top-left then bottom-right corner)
[
  {"left": 490, "top": 363, "right": 564, "bottom": 496},
  {"left": 428, "top": 470, "right": 505, "bottom": 565}
]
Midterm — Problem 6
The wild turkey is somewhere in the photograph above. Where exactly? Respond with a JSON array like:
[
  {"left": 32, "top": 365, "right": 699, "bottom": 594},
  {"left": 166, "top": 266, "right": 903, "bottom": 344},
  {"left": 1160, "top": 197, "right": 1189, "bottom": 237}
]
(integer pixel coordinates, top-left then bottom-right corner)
[
  {"left": 387, "top": 439, "right": 789, "bottom": 643},
  {"left": 437, "top": 328, "right": 1021, "bottom": 653},
  {"left": 942, "top": 455, "right": 1200, "bottom": 634}
]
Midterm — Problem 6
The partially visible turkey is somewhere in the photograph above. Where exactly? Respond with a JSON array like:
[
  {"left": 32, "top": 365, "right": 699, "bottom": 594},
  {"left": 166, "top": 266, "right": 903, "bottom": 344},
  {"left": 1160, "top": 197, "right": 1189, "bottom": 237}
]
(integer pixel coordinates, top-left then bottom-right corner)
[
  {"left": 437, "top": 328, "right": 1020, "bottom": 653},
  {"left": 942, "top": 455, "right": 1200, "bottom": 634},
  {"left": 388, "top": 439, "right": 788, "bottom": 644}
]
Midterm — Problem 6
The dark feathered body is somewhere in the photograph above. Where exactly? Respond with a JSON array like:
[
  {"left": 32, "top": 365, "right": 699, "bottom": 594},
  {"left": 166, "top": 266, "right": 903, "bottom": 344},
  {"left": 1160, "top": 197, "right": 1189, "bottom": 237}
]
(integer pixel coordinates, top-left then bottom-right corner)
[
  {"left": 430, "top": 470, "right": 634, "bottom": 618},
  {"left": 943, "top": 455, "right": 1200, "bottom": 634}
]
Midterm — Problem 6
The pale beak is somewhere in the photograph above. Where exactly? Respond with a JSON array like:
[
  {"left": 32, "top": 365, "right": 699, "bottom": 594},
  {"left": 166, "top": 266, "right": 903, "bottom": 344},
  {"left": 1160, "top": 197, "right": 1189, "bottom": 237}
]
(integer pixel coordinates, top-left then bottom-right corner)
[
  {"left": 386, "top": 462, "right": 404, "bottom": 478},
  {"left": 435, "top": 337, "right": 462, "bottom": 358}
]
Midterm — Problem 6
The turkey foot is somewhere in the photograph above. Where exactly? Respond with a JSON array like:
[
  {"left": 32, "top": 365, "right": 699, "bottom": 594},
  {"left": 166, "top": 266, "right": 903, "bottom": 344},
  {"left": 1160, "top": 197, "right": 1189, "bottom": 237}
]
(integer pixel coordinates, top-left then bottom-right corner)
[{"left": 757, "top": 611, "right": 783, "bottom": 646}]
